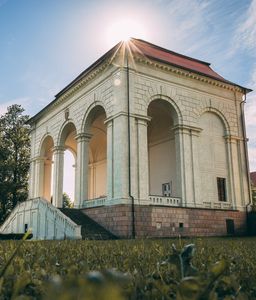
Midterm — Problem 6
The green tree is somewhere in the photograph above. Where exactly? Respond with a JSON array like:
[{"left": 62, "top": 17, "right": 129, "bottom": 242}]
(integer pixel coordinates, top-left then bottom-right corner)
[
  {"left": 0, "top": 105, "right": 30, "bottom": 222},
  {"left": 63, "top": 193, "right": 73, "bottom": 208}
]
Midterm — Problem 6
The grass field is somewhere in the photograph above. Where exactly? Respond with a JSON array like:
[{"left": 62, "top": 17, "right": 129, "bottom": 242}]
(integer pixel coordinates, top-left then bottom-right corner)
[{"left": 0, "top": 237, "right": 255, "bottom": 299}]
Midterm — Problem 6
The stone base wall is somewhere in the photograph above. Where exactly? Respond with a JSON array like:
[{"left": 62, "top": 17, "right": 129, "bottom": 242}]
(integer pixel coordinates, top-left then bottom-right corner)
[{"left": 83, "top": 205, "right": 247, "bottom": 238}]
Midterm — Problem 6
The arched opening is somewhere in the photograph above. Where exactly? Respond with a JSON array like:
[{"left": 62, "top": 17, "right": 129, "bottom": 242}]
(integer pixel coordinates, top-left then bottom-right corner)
[
  {"left": 85, "top": 106, "right": 107, "bottom": 200},
  {"left": 40, "top": 135, "right": 54, "bottom": 202},
  {"left": 59, "top": 122, "right": 77, "bottom": 204},
  {"left": 63, "top": 149, "right": 75, "bottom": 204},
  {"left": 147, "top": 99, "right": 178, "bottom": 197},
  {"left": 198, "top": 112, "right": 229, "bottom": 204}
]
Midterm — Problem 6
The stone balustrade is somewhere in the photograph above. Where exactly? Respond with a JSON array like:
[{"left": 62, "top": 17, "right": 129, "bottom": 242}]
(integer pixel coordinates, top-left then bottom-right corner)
[
  {"left": 203, "top": 201, "right": 232, "bottom": 210},
  {"left": 83, "top": 197, "right": 107, "bottom": 208},
  {"left": 149, "top": 195, "right": 181, "bottom": 206}
]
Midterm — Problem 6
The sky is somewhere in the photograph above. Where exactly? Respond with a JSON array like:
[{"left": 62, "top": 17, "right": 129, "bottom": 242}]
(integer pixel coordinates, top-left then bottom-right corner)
[{"left": 0, "top": 0, "right": 255, "bottom": 199}]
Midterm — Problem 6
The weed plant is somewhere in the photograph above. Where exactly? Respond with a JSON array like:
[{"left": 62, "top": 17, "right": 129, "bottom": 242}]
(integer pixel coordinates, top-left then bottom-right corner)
[{"left": 0, "top": 237, "right": 255, "bottom": 299}]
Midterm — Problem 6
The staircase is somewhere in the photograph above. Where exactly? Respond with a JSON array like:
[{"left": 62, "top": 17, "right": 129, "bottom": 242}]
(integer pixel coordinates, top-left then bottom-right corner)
[{"left": 60, "top": 208, "right": 117, "bottom": 240}]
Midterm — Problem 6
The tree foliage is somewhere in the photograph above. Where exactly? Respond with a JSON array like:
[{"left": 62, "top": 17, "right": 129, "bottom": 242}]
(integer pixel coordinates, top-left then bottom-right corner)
[
  {"left": 0, "top": 105, "right": 30, "bottom": 222},
  {"left": 63, "top": 192, "right": 73, "bottom": 208}
]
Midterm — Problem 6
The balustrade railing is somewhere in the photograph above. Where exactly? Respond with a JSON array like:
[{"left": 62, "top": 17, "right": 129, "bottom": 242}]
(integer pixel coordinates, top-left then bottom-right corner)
[
  {"left": 149, "top": 195, "right": 181, "bottom": 206},
  {"left": 203, "top": 201, "right": 232, "bottom": 210},
  {"left": 83, "top": 197, "right": 106, "bottom": 208}
]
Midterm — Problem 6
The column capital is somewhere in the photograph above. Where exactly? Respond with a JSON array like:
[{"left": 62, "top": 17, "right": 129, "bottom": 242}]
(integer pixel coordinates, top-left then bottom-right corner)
[
  {"left": 32, "top": 156, "right": 45, "bottom": 162},
  {"left": 135, "top": 115, "right": 151, "bottom": 126},
  {"left": 52, "top": 146, "right": 65, "bottom": 153},
  {"left": 172, "top": 124, "right": 202, "bottom": 136},
  {"left": 75, "top": 132, "right": 92, "bottom": 142},
  {"left": 224, "top": 134, "right": 245, "bottom": 143}
]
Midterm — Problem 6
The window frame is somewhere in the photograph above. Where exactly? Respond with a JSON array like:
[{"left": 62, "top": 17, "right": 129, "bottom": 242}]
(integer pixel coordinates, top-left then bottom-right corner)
[{"left": 217, "top": 177, "right": 227, "bottom": 202}]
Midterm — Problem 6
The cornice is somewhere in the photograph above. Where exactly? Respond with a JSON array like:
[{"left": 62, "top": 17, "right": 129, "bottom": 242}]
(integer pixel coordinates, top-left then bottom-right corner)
[{"left": 133, "top": 56, "right": 244, "bottom": 94}]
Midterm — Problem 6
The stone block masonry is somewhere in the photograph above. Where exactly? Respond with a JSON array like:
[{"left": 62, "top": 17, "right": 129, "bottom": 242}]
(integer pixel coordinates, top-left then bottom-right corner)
[{"left": 83, "top": 205, "right": 247, "bottom": 238}]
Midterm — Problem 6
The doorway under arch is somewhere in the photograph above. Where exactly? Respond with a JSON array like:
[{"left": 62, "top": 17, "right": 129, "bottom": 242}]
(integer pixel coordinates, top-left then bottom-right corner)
[
  {"left": 147, "top": 99, "right": 179, "bottom": 197},
  {"left": 85, "top": 106, "right": 107, "bottom": 200}
]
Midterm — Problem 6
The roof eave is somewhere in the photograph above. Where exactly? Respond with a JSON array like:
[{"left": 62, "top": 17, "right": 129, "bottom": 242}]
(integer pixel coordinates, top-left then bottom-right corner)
[{"left": 138, "top": 53, "right": 252, "bottom": 94}]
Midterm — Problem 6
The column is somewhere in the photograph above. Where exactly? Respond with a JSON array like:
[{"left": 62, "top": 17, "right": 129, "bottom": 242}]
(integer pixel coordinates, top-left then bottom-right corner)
[
  {"left": 226, "top": 135, "right": 246, "bottom": 209},
  {"left": 112, "top": 114, "right": 129, "bottom": 202},
  {"left": 28, "top": 158, "right": 36, "bottom": 199},
  {"left": 106, "top": 120, "right": 114, "bottom": 202},
  {"left": 174, "top": 125, "right": 201, "bottom": 207},
  {"left": 52, "top": 146, "right": 65, "bottom": 208},
  {"left": 136, "top": 117, "right": 150, "bottom": 204},
  {"left": 190, "top": 128, "right": 201, "bottom": 207},
  {"left": 225, "top": 136, "right": 236, "bottom": 209},
  {"left": 74, "top": 133, "right": 91, "bottom": 208},
  {"left": 33, "top": 156, "right": 45, "bottom": 198},
  {"left": 174, "top": 126, "right": 186, "bottom": 205}
]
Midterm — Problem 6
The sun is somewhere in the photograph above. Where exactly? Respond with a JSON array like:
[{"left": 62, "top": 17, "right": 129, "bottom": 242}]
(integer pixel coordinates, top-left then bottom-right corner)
[{"left": 105, "top": 18, "right": 147, "bottom": 44}]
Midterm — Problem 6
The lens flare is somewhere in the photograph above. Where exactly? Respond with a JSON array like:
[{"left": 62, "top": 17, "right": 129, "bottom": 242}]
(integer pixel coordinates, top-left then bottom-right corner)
[{"left": 105, "top": 18, "right": 147, "bottom": 44}]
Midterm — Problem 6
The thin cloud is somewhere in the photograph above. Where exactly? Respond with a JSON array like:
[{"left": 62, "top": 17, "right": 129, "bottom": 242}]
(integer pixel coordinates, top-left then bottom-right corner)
[
  {"left": 234, "top": 0, "right": 256, "bottom": 52},
  {"left": 0, "top": 97, "right": 31, "bottom": 116}
]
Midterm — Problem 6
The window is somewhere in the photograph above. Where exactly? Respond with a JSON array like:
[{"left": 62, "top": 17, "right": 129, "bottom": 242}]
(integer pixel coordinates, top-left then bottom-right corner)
[
  {"left": 162, "top": 182, "right": 172, "bottom": 196},
  {"left": 217, "top": 177, "right": 227, "bottom": 202}
]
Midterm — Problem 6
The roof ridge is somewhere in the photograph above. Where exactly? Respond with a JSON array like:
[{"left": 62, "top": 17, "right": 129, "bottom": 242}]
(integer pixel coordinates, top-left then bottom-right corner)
[{"left": 131, "top": 37, "right": 211, "bottom": 66}]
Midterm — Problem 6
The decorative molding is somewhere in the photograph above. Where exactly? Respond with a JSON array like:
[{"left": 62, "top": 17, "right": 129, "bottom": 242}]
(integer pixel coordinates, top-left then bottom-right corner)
[
  {"left": 75, "top": 133, "right": 92, "bottom": 142},
  {"left": 133, "top": 56, "right": 244, "bottom": 93},
  {"left": 104, "top": 112, "right": 151, "bottom": 124},
  {"left": 172, "top": 124, "right": 202, "bottom": 135},
  {"left": 52, "top": 146, "right": 66, "bottom": 153},
  {"left": 224, "top": 135, "right": 245, "bottom": 142}
]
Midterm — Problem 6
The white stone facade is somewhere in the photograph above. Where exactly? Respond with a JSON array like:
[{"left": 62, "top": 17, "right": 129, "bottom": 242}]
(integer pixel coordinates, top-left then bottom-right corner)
[{"left": 27, "top": 39, "right": 251, "bottom": 213}]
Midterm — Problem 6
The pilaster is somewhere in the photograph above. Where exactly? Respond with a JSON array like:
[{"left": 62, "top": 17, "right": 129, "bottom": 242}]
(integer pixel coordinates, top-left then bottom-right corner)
[
  {"left": 112, "top": 114, "right": 129, "bottom": 201},
  {"left": 173, "top": 125, "right": 201, "bottom": 207},
  {"left": 105, "top": 120, "right": 114, "bottom": 202},
  {"left": 136, "top": 116, "right": 150, "bottom": 204},
  {"left": 225, "top": 135, "right": 245, "bottom": 209}
]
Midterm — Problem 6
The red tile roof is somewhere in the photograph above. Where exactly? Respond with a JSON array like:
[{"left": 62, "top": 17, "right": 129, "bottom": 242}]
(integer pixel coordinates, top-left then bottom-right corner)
[
  {"left": 251, "top": 172, "right": 256, "bottom": 186},
  {"left": 131, "top": 38, "right": 228, "bottom": 83}
]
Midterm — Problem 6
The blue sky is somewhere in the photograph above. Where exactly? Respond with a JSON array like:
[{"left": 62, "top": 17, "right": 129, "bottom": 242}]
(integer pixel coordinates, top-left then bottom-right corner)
[{"left": 0, "top": 0, "right": 256, "bottom": 197}]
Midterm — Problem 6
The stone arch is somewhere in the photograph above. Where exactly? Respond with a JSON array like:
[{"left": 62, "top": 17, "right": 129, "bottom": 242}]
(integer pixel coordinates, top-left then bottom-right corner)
[
  {"left": 39, "top": 134, "right": 54, "bottom": 202},
  {"left": 38, "top": 133, "right": 54, "bottom": 156},
  {"left": 81, "top": 101, "right": 108, "bottom": 133},
  {"left": 147, "top": 98, "right": 180, "bottom": 197},
  {"left": 58, "top": 120, "right": 77, "bottom": 151},
  {"left": 82, "top": 104, "right": 107, "bottom": 200},
  {"left": 198, "top": 107, "right": 230, "bottom": 135},
  {"left": 147, "top": 94, "right": 183, "bottom": 126}
]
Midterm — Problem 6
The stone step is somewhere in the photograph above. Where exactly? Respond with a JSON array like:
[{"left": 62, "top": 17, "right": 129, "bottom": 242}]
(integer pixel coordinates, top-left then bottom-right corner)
[{"left": 59, "top": 208, "right": 117, "bottom": 240}]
